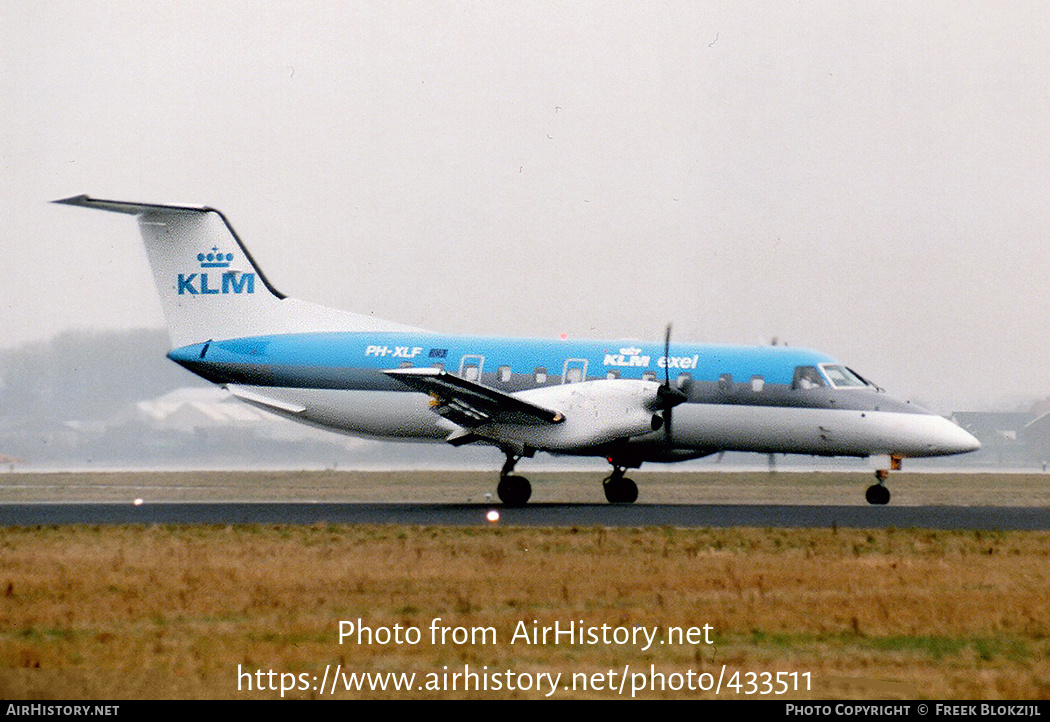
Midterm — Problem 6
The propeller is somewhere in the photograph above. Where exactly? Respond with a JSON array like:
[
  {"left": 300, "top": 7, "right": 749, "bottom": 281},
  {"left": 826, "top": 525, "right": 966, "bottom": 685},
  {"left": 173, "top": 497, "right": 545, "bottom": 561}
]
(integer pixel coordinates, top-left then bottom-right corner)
[{"left": 656, "top": 323, "right": 687, "bottom": 442}]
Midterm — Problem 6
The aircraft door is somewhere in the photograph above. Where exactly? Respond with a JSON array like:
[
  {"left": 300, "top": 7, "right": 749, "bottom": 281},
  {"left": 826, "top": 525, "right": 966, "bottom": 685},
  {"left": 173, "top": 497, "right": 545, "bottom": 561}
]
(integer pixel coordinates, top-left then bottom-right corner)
[
  {"left": 562, "top": 358, "right": 588, "bottom": 384},
  {"left": 459, "top": 354, "right": 484, "bottom": 382}
]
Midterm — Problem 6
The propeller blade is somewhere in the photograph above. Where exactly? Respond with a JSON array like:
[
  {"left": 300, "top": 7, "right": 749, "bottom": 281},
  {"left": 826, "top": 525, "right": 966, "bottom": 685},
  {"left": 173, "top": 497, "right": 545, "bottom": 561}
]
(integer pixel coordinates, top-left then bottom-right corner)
[
  {"left": 664, "top": 323, "right": 672, "bottom": 388},
  {"left": 661, "top": 323, "right": 678, "bottom": 443}
]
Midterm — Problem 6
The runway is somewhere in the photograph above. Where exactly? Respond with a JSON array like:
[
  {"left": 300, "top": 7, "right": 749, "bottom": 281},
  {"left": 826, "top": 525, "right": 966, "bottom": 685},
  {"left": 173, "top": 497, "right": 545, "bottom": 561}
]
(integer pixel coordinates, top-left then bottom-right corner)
[{"left": 0, "top": 502, "right": 1046, "bottom": 530}]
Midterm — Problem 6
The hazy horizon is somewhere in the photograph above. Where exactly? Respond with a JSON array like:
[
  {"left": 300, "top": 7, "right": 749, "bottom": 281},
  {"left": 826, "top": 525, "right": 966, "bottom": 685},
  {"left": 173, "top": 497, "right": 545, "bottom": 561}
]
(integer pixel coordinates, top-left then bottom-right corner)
[{"left": 5, "top": 2, "right": 1049, "bottom": 414}]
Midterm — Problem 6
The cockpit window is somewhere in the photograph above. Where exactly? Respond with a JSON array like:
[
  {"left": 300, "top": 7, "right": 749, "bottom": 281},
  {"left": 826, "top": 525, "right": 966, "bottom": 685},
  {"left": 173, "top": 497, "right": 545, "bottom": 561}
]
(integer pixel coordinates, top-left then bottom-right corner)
[
  {"left": 792, "top": 366, "right": 826, "bottom": 390},
  {"left": 820, "top": 364, "right": 870, "bottom": 389}
]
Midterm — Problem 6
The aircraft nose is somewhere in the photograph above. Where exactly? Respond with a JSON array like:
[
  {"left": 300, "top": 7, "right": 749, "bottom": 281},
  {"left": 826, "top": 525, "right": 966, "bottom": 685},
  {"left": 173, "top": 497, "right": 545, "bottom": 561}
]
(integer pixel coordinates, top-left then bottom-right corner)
[{"left": 934, "top": 416, "right": 982, "bottom": 455}]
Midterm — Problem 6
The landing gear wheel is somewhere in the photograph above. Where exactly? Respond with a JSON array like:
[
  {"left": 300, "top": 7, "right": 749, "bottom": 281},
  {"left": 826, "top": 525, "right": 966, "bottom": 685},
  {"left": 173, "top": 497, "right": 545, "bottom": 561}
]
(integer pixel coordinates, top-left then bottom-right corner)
[
  {"left": 603, "top": 475, "right": 639, "bottom": 504},
  {"left": 497, "top": 475, "right": 531, "bottom": 507},
  {"left": 865, "top": 484, "right": 890, "bottom": 505}
]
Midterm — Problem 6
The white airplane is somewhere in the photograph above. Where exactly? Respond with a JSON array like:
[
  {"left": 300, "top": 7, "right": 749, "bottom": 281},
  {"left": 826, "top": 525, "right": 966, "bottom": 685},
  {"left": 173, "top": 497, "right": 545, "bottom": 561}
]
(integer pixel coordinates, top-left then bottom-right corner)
[{"left": 56, "top": 195, "right": 980, "bottom": 505}]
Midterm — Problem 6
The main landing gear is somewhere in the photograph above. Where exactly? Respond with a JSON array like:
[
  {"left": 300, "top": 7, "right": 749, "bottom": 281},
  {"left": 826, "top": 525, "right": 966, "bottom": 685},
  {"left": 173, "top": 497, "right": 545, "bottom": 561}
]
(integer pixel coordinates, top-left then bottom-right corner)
[
  {"left": 603, "top": 465, "right": 638, "bottom": 504},
  {"left": 865, "top": 455, "right": 901, "bottom": 505},
  {"left": 496, "top": 452, "right": 531, "bottom": 507},
  {"left": 494, "top": 451, "right": 642, "bottom": 506}
]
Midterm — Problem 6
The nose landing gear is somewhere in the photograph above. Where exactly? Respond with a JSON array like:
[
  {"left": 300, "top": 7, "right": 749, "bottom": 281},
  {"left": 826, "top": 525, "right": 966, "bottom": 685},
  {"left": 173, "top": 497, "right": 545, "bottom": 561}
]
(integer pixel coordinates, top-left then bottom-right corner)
[{"left": 865, "top": 455, "right": 901, "bottom": 505}]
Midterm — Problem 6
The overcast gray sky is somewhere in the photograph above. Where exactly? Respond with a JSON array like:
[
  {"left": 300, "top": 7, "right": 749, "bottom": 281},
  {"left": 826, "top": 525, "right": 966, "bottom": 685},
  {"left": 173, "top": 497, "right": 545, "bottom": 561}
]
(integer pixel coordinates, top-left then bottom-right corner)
[{"left": 3, "top": 2, "right": 1049, "bottom": 412}]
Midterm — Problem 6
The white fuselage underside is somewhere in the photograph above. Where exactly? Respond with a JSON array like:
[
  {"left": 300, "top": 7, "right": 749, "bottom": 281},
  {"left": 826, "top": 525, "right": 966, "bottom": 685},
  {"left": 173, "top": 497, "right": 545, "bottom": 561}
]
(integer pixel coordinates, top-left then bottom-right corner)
[{"left": 229, "top": 386, "right": 975, "bottom": 459}]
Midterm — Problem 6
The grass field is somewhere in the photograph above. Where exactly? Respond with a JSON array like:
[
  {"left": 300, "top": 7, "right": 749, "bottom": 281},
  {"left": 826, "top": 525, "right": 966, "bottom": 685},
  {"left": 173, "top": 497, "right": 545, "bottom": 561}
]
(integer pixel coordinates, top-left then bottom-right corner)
[
  {"left": 2, "top": 469, "right": 1050, "bottom": 505},
  {"left": 0, "top": 471, "right": 1048, "bottom": 700}
]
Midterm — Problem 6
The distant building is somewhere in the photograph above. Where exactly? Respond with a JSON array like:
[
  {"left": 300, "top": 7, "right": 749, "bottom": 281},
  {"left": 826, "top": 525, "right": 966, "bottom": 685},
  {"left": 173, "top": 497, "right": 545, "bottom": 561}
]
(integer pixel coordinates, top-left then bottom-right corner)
[
  {"left": 951, "top": 410, "right": 1050, "bottom": 468},
  {"left": 1020, "top": 411, "right": 1050, "bottom": 468},
  {"left": 0, "top": 454, "right": 23, "bottom": 470},
  {"left": 135, "top": 387, "right": 273, "bottom": 433}
]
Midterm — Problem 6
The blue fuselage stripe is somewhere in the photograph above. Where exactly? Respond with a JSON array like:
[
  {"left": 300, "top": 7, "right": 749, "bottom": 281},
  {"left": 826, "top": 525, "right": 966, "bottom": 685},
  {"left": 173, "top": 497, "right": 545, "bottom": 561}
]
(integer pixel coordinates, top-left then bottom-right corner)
[
  {"left": 166, "top": 331, "right": 926, "bottom": 416},
  {"left": 172, "top": 332, "right": 833, "bottom": 384}
]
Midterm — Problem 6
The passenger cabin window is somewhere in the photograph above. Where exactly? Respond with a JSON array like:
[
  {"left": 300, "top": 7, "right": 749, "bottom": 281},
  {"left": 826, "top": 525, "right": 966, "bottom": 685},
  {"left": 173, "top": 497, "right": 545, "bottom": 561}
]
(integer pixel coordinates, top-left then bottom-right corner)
[
  {"left": 718, "top": 373, "right": 733, "bottom": 391},
  {"left": 751, "top": 375, "right": 765, "bottom": 392},
  {"left": 399, "top": 361, "right": 414, "bottom": 369},
  {"left": 642, "top": 371, "right": 657, "bottom": 382},
  {"left": 792, "top": 366, "right": 826, "bottom": 390},
  {"left": 606, "top": 370, "right": 621, "bottom": 380},
  {"left": 821, "top": 365, "right": 869, "bottom": 389},
  {"left": 676, "top": 373, "right": 692, "bottom": 389},
  {"left": 431, "top": 362, "right": 445, "bottom": 372},
  {"left": 534, "top": 367, "right": 548, "bottom": 384},
  {"left": 497, "top": 365, "right": 512, "bottom": 383}
]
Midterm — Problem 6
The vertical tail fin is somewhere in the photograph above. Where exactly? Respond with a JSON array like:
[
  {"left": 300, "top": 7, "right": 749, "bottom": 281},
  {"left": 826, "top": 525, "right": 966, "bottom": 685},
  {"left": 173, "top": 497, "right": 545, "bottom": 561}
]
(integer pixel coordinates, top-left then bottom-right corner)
[{"left": 55, "top": 195, "right": 420, "bottom": 347}]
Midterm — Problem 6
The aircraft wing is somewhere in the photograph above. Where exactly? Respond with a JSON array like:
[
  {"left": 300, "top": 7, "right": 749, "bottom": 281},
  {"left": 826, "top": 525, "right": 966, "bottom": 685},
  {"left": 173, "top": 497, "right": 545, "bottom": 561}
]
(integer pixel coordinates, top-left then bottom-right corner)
[{"left": 384, "top": 368, "right": 564, "bottom": 428}]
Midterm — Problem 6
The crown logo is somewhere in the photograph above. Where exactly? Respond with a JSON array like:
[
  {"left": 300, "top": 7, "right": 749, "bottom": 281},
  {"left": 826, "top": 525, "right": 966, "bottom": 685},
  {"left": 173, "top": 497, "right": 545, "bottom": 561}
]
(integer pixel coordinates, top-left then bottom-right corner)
[
  {"left": 198, "top": 247, "right": 233, "bottom": 268},
  {"left": 620, "top": 347, "right": 643, "bottom": 356}
]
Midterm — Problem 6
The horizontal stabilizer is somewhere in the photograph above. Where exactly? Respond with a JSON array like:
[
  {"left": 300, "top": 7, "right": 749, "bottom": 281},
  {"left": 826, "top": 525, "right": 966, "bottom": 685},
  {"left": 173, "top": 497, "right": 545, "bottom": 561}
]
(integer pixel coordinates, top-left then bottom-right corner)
[{"left": 53, "top": 195, "right": 209, "bottom": 216}]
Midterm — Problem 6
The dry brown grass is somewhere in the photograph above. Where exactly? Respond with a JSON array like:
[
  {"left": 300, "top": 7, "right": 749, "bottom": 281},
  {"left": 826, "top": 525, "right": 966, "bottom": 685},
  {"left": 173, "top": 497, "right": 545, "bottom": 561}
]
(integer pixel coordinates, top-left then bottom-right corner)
[{"left": 1, "top": 524, "right": 1048, "bottom": 699}]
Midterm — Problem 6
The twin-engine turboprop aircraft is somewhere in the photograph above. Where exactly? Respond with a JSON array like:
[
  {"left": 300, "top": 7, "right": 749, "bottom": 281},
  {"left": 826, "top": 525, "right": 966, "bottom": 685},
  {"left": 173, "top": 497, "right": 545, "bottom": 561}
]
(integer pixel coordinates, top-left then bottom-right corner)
[{"left": 56, "top": 195, "right": 980, "bottom": 505}]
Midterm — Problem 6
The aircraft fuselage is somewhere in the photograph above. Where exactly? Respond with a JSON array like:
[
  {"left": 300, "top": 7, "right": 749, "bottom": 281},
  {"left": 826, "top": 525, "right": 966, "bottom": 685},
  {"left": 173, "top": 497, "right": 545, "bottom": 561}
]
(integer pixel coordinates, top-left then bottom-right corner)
[{"left": 167, "top": 331, "right": 979, "bottom": 463}]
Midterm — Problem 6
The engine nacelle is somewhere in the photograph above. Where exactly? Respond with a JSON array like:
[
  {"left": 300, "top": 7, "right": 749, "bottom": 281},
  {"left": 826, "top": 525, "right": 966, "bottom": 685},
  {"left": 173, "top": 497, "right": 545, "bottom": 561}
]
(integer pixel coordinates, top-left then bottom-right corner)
[{"left": 476, "top": 379, "right": 663, "bottom": 451}]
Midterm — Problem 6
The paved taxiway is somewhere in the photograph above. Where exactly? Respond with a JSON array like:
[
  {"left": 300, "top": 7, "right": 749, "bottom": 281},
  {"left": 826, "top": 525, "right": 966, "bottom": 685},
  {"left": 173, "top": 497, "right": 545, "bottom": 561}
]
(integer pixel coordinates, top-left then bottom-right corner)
[{"left": 0, "top": 503, "right": 1046, "bottom": 530}]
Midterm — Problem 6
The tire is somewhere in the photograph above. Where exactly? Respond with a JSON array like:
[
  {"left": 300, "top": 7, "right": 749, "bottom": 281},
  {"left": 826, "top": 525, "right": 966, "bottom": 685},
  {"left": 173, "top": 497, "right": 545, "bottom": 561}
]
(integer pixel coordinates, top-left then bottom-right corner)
[{"left": 497, "top": 475, "right": 531, "bottom": 507}]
